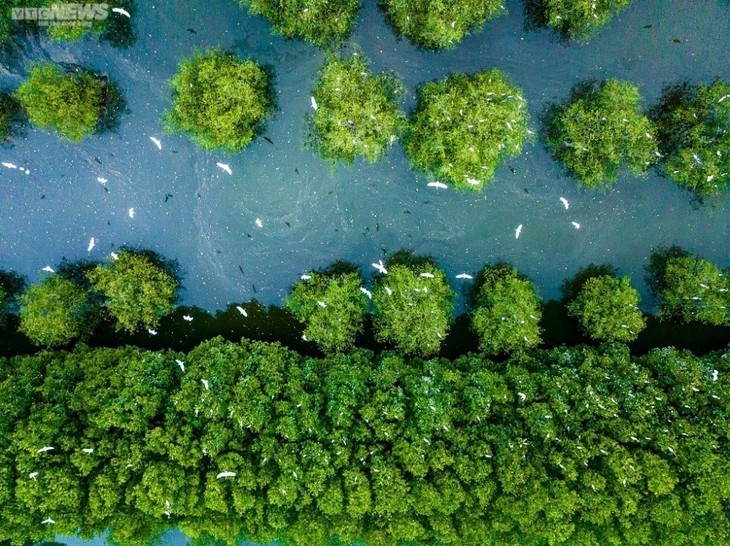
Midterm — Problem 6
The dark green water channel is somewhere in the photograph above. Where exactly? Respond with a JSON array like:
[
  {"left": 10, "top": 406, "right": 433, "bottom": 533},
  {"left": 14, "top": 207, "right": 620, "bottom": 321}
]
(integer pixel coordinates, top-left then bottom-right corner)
[{"left": 1, "top": 0, "right": 728, "bottom": 320}]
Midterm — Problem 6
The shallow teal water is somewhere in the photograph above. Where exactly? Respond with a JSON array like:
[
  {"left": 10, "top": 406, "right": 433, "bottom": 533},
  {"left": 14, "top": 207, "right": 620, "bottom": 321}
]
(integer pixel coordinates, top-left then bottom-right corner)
[{"left": 1, "top": 0, "right": 728, "bottom": 320}]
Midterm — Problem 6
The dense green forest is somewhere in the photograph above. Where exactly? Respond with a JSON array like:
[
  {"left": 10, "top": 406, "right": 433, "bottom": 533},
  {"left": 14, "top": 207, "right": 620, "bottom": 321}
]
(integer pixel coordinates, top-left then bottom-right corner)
[{"left": 0, "top": 338, "right": 728, "bottom": 545}]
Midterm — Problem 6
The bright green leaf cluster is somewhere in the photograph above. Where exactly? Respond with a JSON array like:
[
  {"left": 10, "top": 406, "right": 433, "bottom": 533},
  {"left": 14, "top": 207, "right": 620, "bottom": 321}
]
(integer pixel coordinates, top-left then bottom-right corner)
[
  {"left": 405, "top": 69, "right": 531, "bottom": 190},
  {"left": 165, "top": 49, "right": 273, "bottom": 151},
  {"left": 14, "top": 63, "right": 105, "bottom": 142},
  {"left": 379, "top": 0, "right": 505, "bottom": 50},
  {"left": 372, "top": 261, "right": 454, "bottom": 356},
  {"left": 544, "top": 79, "right": 658, "bottom": 188},
  {"left": 567, "top": 274, "right": 646, "bottom": 341},
  {"left": 649, "top": 250, "right": 730, "bottom": 326},
  {"left": 285, "top": 268, "right": 368, "bottom": 353},
  {"left": 539, "top": 0, "right": 632, "bottom": 41},
  {"left": 1, "top": 340, "right": 729, "bottom": 545},
  {"left": 470, "top": 263, "right": 542, "bottom": 355},
  {"left": 18, "top": 275, "right": 96, "bottom": 347},
  {"left": 86, "top": 251, "right": 179, "bottom": 333},
  {"left": 239, "top": 0, "right": 361, "bottom": 47},
  {"left": 652, "top": 81, "right": 730, "bottom": 197},
  {"left": 308, "top": 52, "right": 407, "bottom": 165}
]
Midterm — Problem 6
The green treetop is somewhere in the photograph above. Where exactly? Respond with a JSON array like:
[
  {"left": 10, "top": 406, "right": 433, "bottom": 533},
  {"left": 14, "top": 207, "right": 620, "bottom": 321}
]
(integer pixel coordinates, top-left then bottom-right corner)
[
  {"left": 544, "top": 79, "right": 658, "bottom": 189},
  {"left": 86, "top": 251, "right": 179, "bottom": 333},
  {"left": 405, "top": 69, "right": 531, "bottom": 190},
  {"left": 18, "top": 275, "right": 97, "bottom": 347},
  {"left": 531, "top": 0, "right": 632, "bottom": 41},
  {"left": 379, "top": 0, "right": 505, "bottom": 50},
  {"left": 14, "top": 63, "right": 107, "bottom": 142},
  {"left": 372, "top": 257, "right": 454, "bottom": 356},
  {"left": 648, "top": 248, "right": 730, "bottom": 326},
  {"left": 285, "top": 263, "right": 368, "bottom": 353},
  {"left": 651, "top": 81, "right": 730, "bottom": 197},
  {"left": 471, "top": 263, "right": 542, "bottom": 355},
  {"left": 239, "top": 0, "right": 361, "bottom": 47},
  {"left": 165, "top": 49, "right": 273, "bottom": 151},
  {"left": 308, "top": 52, "right": 407, "bottom": 165},
  {"left": 567, "top": 274, "right": 646, "bottom": 342}
]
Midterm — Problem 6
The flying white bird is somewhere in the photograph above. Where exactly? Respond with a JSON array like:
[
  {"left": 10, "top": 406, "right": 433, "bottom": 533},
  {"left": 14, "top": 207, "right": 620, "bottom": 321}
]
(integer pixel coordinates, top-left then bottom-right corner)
[
  {"left": 559, "top": 197, "right": 569, "bottom": 209},
  {"left": 317, "top": 301, "right": 327, "bottom": 308},
  {"left": 384, "top": 286, "right": 393, "bottom": 296},
  {"left": 112, "top": 6, "right": 130, "bottom": 17},
  {"left": 1, "top": 162, "right": 17, "bottom": 169},
  {"left": 82, "top": 448, "right": 94, "bottom": 454},
  {"left": 201, "top": 379, "right": 210, "bottom": 391},
  {"left": 455, "top": 273, "right": 473, "bottom": 279},
  {"left": 29, "top": 472, "right": 38, "bottom": 479},
  {"left": 255, "top": 218, "right": 263, "bottom": 228},
  {"left": 216, "top": 162, "right": 232, "bottom": 175},
  {"left": 175, "top": 359, "right": 185, "bottom": 372},
  {"left": 110, "top": 252, "right": 119, "bottom": 260},
  {"left": 310, "top": 96, "right": 318, "bottom": 110},
  {"left": 571, "top": 222, "right": 581, "bottom": 229},
  {"left": 41, "top": 266, "right": 55, "bottom": 273},
  {"left": 465, "top": 178, "right": 480, "bottom": 186},
  {"left": 372, "top": 260, "right": 387, "bottom": 274},
  {"left": 128, "top": 208, "right": 135, "bottom": 219},
  {"left": 97, "top": 177, "right": 107, "bottom": 184},
  {"left": 712, "top": 369, "right": 719, "bottom": 382},
  {"left": 183, "top": 315, "right": 193, "bottom": 321},
  {"left": 420, "top": 272, "right": 435, "bottom": 278},
  {"left": 300, "top": 274, "right": 311, "bottom": 280},
  {"left": 515, "top": 224, "right": 523, "bottom": 239},
  {"left": 37, "top": 446, "right": 54, "bottom": 453},
  {"left": 360, "top": 287, "right": 372, "bottom": 299},
  {"left": 216, "top": 471, "right": 236, "bottom": 479},
  {"left": 41, "top": 518, "right": 55, "bottom": 525},
  {"left": 718, "top": 94, "right": 730, "bottom": 103},
  {"left": 517, "top": 392, "right": 526, "bottom": 401},
  {"left": 22, "top": 167, "right": 30, "bottom": 175},
  {"left": 148, "top": 329, "right": 157, "bottom": 335},
  {"left": 427, "top": 181, "right": 448, "bottom": 189},
  {"left": 236, "top": 306, "right": 248, "bottom": 317},
  {"left": 149, "top": 136, "right": 162, "bottom": 150},
  {"left": 87, "top": 237, "right": 96, "bottom": 252}
]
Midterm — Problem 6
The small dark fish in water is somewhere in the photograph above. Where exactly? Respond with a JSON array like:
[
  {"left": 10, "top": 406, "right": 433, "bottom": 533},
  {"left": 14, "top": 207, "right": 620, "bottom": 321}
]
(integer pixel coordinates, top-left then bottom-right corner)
[
  {"left": 252, "top": 284, "right": 257, "bottom": 293},
  {"left": 164, "top": 193, "right": 173, "bottom": 202},
  {"left": 94, "top": 156, "right": 102, "bottom": 164},
  {"left": 523, "top": 188, "right": 530, "bottom": 194},
  {"left": 671, "top": 38, "right": 681, "bottom": 43},
  {"left": 284, "top": 221, "right": 290, "bottom": 228},
  {"left": 215, "top": 249, "right": 222, "bottom": 254},
  {"left": 104, "top": 186, "right": 109, "bottom": 193},
  {"left": 246, "top": 233, "right": 252, "bottom": 238},
  {"left": 262, "top": 136, "right": 274, "bottom": 144},
  {"left": 294, "top": 168, "right": 299, "bottom": 174},
  {"left": 197, "top": 193, "right": 201, "bottom": 198},
  {"left": 187, "top": 28, "right": 197, "bottom": 34},
  {"left": 642, "top": 24, "right": 652, "bottom": 29},
  {"left": 171, "top": 150, "right": 178, "bottom": 154},
  {"left": 238, "top": 265, "right": 245, "bottom": 275},
  {"left": 327, "top": 191, "right": 333, "bottom": 195},
  {"left": 40, "top": 194, "right": 45, "bottom": 199},
  {"left": 403, "top": 209, "right": 411, "bottom": 214}
]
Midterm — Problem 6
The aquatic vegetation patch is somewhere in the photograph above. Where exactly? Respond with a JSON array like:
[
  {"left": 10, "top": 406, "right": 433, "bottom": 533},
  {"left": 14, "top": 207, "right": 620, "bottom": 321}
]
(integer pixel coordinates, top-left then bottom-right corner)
[
  {"left": 239, "top": 0, "right": 361, "bottom": 47},
  {"left": 405, "top": 69, "right": 531, "bottom": 190},
  {"left": 543, "top": 78, "right": 658, "bottom": 189},
  {"left": 307, "top": 51, "right": 407, "bottom": 165},
  {"left": 380, "top": 0, "right": 505, "bottom": 50},
  {"left": 651, "top": 80, "right": 730, "bottom": 197},
  {"left": 165, "top": 49, "right": 274, "bottom": 152}
]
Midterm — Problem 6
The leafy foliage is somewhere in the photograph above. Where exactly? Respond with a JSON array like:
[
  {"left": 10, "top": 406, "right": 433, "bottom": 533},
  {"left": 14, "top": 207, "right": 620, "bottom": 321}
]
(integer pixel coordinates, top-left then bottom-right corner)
[
  {"left": 239, "top": 0, "right": 361, "bottom": 47},
  {"left": 86, "top": 251, "right": 179, "bottom": 333},
  {"left": 379, "top": 0, "right": 505, "bottom": 50},
  {"left": 14, "top": 63, "right": 106, "bottom": 142},
  {"left": 470, "top": 263, "right": 542, "bottom": 355},
  {"left": 308, "top": 52, "right": 407, "bottom": 165},
  {"left": 165, "top": 49, "right": 273, "bottom": 151},
  {"left": 544, "top": 79, "right": 658, "bottom": 188},
  {"left": 285, "top": 265, "right": 368, "bottom": 353},
  {"left": 18, "top": 275, "right": 97, "bottom": 346},
  {"left": 405, "top": 69, "right": 531, "bottom": 190},
  {"left": 567, "top": 274, "right": 646, "bottom": 341},
  {"left": 651, "top": 81, "right": 730, "bottom": 196},
  {"left": 527, "top": 0, "right": 632, "bottom": 41},
  {"left": 1, "top": 339, "right": 729, "bottom": 545},
  {"left": 372, "top": 259, "right": 454, "bottom": 356},
  {"left": 648, "top": 249, "right": 730, "bottom": 326}
]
